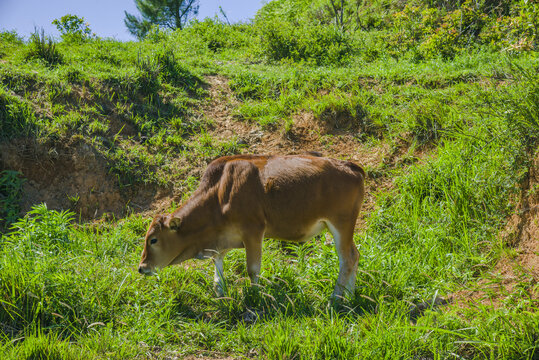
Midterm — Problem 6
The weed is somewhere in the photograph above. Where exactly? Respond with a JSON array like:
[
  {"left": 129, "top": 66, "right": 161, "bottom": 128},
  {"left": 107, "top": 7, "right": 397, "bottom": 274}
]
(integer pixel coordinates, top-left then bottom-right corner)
[
  {"left": 8, "top": 203, "right": 74, "bottom": 253},
  {"left": 308, "top": 93, "right": 379, "bottom": 136},
  {"left": 25, "top": 28, "right": 63, "bottom": 66},
  {"left": 135, "top": 51, "right": 161, "bottom": 99}
]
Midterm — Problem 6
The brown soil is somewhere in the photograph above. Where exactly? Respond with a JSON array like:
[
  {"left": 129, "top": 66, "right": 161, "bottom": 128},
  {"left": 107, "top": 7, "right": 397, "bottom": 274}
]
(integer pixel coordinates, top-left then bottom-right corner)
[
  {"left": 203, "top": 75, "right": 423, "bottom": 229},
  {"left": 449, "top": 153, "right": 539, "bottom": 309},
  {"left": 0, "top": 137, "right": 171, "bottom": 220}
]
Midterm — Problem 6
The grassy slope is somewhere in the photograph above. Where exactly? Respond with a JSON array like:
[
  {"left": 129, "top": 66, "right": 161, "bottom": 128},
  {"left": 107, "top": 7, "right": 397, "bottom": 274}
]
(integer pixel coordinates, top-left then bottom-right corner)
[{"left": 1, "top": 3, "right": 539, "bottom": 359}]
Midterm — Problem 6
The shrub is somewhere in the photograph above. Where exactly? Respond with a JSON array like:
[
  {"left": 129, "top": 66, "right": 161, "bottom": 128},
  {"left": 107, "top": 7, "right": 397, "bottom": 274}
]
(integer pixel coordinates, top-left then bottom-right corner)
[
  {"left": 25, "top": 28, "right": 63, "bottom": 66},
  {"left": 387, "top": 0, "right": 535, "bottom": 59},
  {"left": 188, "top": 18, "right": 250, "bottom": 52},
  {"left": 0, "top": 30, "right": 23, "bottom": 58},
  {"left": 143, "top": 24, "right": 170, "bottom": 43},
  {"left": 419, "top": 4, "right": 488, "bottom": 59},
  {"left": 52, "top": 14, "right": 94, "bottom": 43},
  {"left": 0, "top": 30, "right": 23, "bottom": 44},
  {"left": 259, "top": 21, "right": 354, "bottom": 65},
  {"left": 480, "top": 1, "right": 538, "bottom": 52}
]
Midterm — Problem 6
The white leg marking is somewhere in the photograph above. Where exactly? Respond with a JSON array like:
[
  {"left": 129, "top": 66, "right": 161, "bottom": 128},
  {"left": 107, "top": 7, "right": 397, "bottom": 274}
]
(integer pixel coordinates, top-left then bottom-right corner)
[
  {"left": 300, "top": 221, "right": 327, "bottom": 242},
  {"left": 213, "top": 251, "right": 227, "bottom": 296},
  {"left": 326, "top": 221, "right": 344, "bottom": 268},
  {"left": 248, "top": 263, "right": 261, "bottom": 285},
  {"left": 326, "top": 221, "right": 357, "bottom": 298}
]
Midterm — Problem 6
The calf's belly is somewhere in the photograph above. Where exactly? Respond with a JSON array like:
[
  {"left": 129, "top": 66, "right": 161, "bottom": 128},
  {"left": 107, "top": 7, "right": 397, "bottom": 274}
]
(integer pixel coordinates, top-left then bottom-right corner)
[{"left": 264, "top": 219, "right": 327, "bottom": 242}]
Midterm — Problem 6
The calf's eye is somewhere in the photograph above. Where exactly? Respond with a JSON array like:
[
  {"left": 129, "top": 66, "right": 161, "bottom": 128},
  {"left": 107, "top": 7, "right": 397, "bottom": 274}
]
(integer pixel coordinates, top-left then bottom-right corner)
[{"left": 150, "top": 238, "right": 158, "bottom": 245}]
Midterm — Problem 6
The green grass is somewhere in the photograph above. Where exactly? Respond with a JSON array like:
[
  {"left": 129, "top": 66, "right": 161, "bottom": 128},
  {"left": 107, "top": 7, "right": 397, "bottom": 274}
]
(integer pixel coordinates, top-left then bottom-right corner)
[
  {"left": 1, "top": 1, "right": 538, "bottom": 358},
  {"left": 0, "top": 170, "right": 24, "bottom": 231},
  {"left": 0, "top": 184, "right": 537, "bottom": 359}
]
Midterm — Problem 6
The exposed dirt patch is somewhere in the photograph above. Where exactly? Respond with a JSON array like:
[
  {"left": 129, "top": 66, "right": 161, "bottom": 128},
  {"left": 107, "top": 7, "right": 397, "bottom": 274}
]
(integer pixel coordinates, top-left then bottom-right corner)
[
  {"left": 449, "top": 152, "right": 539, "bottom": 309},
  {"left": 203, "top": 75, "right": 424, "bottom": 229},
  {"left": 2, "top": 75, "right": 425, "bottom": 225},
  {"left": 0, "top": 137, "right": 171, "bottom": 220},
  {"left": 204, "top": 75, "right": 388, "bottom": 165}
]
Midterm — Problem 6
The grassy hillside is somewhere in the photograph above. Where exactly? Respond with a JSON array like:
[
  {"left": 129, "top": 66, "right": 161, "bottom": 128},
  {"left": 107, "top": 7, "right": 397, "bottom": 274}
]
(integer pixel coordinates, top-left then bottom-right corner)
[{"left": 1, "top": 0, "right": 538, "bottom": 358}]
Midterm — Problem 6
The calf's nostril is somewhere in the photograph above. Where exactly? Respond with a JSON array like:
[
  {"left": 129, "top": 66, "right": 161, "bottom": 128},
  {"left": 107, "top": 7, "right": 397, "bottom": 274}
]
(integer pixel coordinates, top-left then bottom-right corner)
[{"left": 138, "top": 267, "right": 143, "bottom": 274}]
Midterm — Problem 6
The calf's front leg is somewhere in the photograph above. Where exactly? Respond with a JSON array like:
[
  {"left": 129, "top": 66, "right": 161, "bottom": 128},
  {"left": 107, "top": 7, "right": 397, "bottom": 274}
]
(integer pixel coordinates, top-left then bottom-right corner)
[{"left": 213, "top": 251, "right": 228, "bottom": 297}]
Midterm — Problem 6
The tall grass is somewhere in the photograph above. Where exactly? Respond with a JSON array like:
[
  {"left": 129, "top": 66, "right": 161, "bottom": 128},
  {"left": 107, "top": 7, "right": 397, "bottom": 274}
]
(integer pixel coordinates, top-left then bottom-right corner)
[
  {"left": 25, "top": 28, "right": 63, "bottom": 66},
  {"left": 0, "top": 86, "right": 38, "bottom": 139},
  {"left": 500, "top": 62, "right": 539, "bottom": 153}
]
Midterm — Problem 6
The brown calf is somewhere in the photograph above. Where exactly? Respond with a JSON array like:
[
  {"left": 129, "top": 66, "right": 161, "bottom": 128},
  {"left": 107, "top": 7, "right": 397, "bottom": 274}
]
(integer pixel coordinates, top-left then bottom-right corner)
[{"left": 138, "top": 154, "right": 365, "bottom": 298}]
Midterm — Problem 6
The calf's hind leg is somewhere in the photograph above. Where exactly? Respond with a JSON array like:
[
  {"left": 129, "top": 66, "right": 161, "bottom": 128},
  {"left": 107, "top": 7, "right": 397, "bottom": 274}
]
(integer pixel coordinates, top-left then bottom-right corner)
[{"left": 326, "top": 221, "right": 359, "bottom": 299}]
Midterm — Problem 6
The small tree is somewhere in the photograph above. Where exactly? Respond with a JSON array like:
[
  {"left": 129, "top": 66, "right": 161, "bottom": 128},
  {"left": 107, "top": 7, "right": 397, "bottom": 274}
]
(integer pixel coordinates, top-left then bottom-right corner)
[
  {"left": 124, "top": 0, "right": 199, "bottom": 39},
  {"left": 52, "top": 14, "right": 94, "bottom": 43}
]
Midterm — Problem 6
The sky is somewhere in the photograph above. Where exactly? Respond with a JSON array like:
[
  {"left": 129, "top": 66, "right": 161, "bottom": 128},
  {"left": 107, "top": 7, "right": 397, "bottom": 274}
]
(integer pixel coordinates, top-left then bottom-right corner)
[{"left": 0, "top": 0, "right": 266, "bottom": 41}]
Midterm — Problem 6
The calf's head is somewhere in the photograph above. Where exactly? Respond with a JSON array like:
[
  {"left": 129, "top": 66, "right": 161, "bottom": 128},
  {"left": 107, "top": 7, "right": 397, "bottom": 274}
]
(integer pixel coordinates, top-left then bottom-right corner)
[{"left": 138, "top": 214, "right": 192, "bottom": 275}]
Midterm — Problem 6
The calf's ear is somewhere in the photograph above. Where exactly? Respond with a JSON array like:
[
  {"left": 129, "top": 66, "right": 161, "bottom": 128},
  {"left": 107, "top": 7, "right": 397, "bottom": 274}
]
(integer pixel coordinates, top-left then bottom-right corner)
[{"left": 169, "top": 217, "right": 182, "bottom": 231}]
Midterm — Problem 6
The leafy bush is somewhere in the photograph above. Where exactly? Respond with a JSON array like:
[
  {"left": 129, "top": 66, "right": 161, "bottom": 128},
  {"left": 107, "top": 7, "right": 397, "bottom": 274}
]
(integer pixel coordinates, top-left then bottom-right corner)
[
  {"left": 188, "top": 18, "right": 251, "bottom": 52},
  {"left": 259, "top": 21, "right": 354, "bottom": 65},
  {"left": 25, "top": 28, "right": 63, "bottom": 66},
  {"left": 52, "top": 14, "right": 94, "bottom": 43},
  {"left": 255, "top": 0, "right": 312, "bottom": 24},
  {"left": 0, "top": 30, "right": 23, "bottom": 58},
  {"left": 387, "top": 0, "right": 536, "bottom": 59},
  {"left": 419, "top": 4, "right": 488, "bottom": 59},
  {"left": 0, "top": 30, "right": 23, "bottom": 44},
  {"left": 480, "top": 1, "right": 538, "bottom": 52},
  {"left": 388, "top": 4, "right": 482, "bottom": 59}
]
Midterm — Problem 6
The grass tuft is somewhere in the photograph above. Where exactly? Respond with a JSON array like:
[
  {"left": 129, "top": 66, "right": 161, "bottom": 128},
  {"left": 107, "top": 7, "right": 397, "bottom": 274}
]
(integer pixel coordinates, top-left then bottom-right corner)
[{"left": 25, "top": 28, "right": 63, "bottom": 66}]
